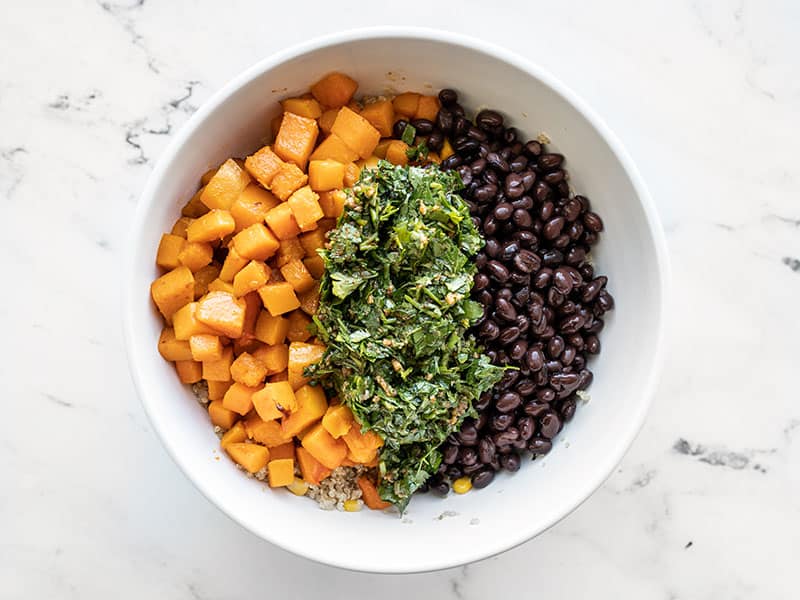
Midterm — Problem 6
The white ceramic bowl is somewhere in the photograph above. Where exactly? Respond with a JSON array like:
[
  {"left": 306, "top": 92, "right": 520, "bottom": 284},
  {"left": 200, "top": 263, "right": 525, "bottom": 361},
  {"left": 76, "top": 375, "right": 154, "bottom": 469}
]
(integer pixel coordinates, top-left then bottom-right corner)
[{"left": 124, "top": 27, "right": 669, "bottom": 573}]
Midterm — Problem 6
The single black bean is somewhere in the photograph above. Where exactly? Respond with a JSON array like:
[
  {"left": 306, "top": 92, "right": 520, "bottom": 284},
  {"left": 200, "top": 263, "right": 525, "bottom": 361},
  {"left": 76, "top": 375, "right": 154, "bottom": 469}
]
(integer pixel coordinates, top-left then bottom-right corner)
[
  {"left": 479, "top": 319, "right": 500, "bottom": 341},
  {"left": 475, "top": 251, "right": 487, "bottom": 269},
  {"left": 443, "top": 444, "right": 459, "bottom": 464},
  {"left": 553, "top": 267, "right": 574, "bottom": 294},
  {"left": 453, "top": 116, "right": 469, "bottom": 136},
  {"left": 472, "top": 468, "right": 495, "bottom": 489},
  {"left": 482, "top": 215, "right": 498, "bottom": 236},
  {"left": 459, "top": 423, "right": 479, "bottom": 446},
  {"left": 541, "top": 249, "right": 564, "bottom": 267},
  {"left": 430, "top": 478, "right": 450, "bottom": 495},
  {"left": 561, "top": 345, "right": 576, "bottom": 366},
  {"left": 547, "top": 335, "right": 565, "bottom": 358},
  {"left": 496, "top": 391, "right": 522, "bottom": 413},
  {"left": 496, "top": 288, "right": 513, "bottom": 301},
  {"left": 566, "top": 221, "right": 584, "bottom": 241},
  {"left": 504, "top": 173, "right": 524, "bottom": 198},
  {"left": 474, "top": 184, "right": 498, "bottom": 202},
  {"left": 539, "top": 411, "right": 562, "bottom": 439},
  {"left": 509, "top": 339, "right": 528, "bottom": 361},
  {"left": 566, "top": 332, "right": 584, "bottom": 350},
  {"left": 539, "top": 201, "right": 555, "bottom": 221},
  {"left": 392, "top": 119, "right": 409, "bottom": 139},
  {"left": 509, "top": 155, "right": 528, "bottom": 172},
  {"left": 467, "top": 125, "right": 488, "bottom": 142},
  {"left": 547, "top": 287, "right": 566, "bottom": 307},
  {"left": 524, "top": 402, "right": 550, "bottom": 418},
  {"left": 476, "top": 392, "right": 493, "bottom": 411},
  {"left": 455, "top": 137, "right": 480, "bottom": 156},
  {"left": 498, "top": 369, "right": 520, "bottom": 391},
  {"left": 500, "top": 453, "right": 521, "bottom": 472},
  {"left": 441, "top": 154, "right": 462, "bottom": 170},
  {"left": 578, "top": 369, "right": 594, "bottom": 390},
  {"left": 521, "top": 170, "right": 537, "bottom": 191},
  {"left": 410, "top": 118, "right": 434, "bottom": 135},
  {"left": 498, "top": 326, "right": 521, "bottom": 345},
  {"left": 459, "top": 446, "right": 478, "bottom": 467},
  {"left": 533, "top": 268, "right": 552, "bottom": 289},
  {"left": 494, "top": 202, "right": 513, "bottom": 221},
  {"left": 470, "top": 158, "right": 487, "bottom": 175},
  {"left": 583, "top": 231, "right": 598, "bottom": 246},
  {"left": 478, "top": 437, "right": 496, "bottom": 463},
  {"left": 558, "top": 301, "right": 578, "bottom": 316},
  {"left": 512, "top": 249, "right": 540, "bottom": 273},
  {"left": 438, "top": 88, "right": 457, "bottom": 105},
  {"left": 427, "top": 131, "right": 444, "bottom": 151},
  {"left": 597, "top": 290, "right": 615, "bottom": 312},
  {"left": 543, "top": 216, "right": 566, "bottom": 240},
  {"left": 511, "top": 196, "right": 533, "bottom": 211},
  {"left": 534, "top": 180, "right": 552, "bottom": 202},
  {"left": 524, "top": 140, "right": 542, "bottom": 157},
  {"left": 446, "top": 465, "right": 463, "bottom": 479},
  {"left": 572, "top": 355, "right": 586, "bottom": 370},
  {"left": 536, "top": 387, "right": 556, "bottom": 402},
  {"left": 516, "top": 378, "right": 536, "bottom": 396},
  {"left": 511, "top": 208, "right": 533, "bottom": 228},
  {"left": 486, "top": 152, "right": 510, "bottom": 172},
  {"left": 475, "top": 412, "right": 488, "bottom": 431},
  {"left": 509, "top": 271, "right": 530, "bottom": 286},
  {"left": 501, "top": 240, "right": 520, "bottom": 261},
  {"left": 579, "top": 263, "right": 594, "bottom": 280},
  {"left": 477, "top": 290, "right": 493, "bottom": 306},
  {"left": 560, "top": 313, "right": 585, "bottom": 334},
  {"left": 473, "top": 272, "right": 490, "bottom": 291},
  {"left": 585, "top": 334, "right": 601, "bottom": 354},
  {"left": 538, "top": 153, "right": 564, "bottom": 169},
  {"left": 490, "top": 413, "right": 514, "bottom": 432},
  {"left": 517, "top": 415, "right": 535, "bottom": 440},
  {"left": 436, "top": 109, "right": 453, "bottom": 132},
  {"left": 583, "top": 211, "right": 604, "bottom": 232},
  {"left": 528, "top": 437, "right": 553, "bottom": 455},
  {"left": 495, "top": 298, "right": 517, "bottom": 322},
  {"left": 476, "top": 109, "right": 504, "bottom": 130},
  {"left": 525, "top": 346, "right": 545, "bottom": 371},
  {"left": 487, "top": 260, "right": 510, "bottom": 283}
]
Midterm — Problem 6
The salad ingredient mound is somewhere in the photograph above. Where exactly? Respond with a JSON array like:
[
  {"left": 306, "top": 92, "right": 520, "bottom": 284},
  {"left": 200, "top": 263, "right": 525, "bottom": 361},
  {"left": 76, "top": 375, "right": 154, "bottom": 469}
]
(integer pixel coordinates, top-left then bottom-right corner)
[{"left": 311, "top": 162, "right": 503, "bottom": 510}]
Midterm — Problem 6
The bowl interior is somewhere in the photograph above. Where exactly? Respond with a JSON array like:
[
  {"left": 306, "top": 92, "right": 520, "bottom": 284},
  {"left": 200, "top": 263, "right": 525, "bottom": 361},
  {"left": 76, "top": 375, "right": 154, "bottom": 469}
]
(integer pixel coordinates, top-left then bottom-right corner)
[{"left": 126, "top": 31, "right": 665, "bottom": 573}]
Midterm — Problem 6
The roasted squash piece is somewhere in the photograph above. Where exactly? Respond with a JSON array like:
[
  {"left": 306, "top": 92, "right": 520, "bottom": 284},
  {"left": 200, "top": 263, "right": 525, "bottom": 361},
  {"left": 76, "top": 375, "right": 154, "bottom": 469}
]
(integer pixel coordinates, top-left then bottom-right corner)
[
  {"left": 268, "top": 458, "right": 295, "bottom": 487},
  {"left": 150, "top": 266, "right": 194, "bottom": 321},
  {"left": 414, "top": 95, "right": 441, "bottom": 121},
  {"left": 330, "top": 107, "right": 381, "bottom": 159},
  {"left": 244, "top": 146, "right": 284, "bottom": 189},
  {"left": 258, "top": 282, "right": 300, "bottom": 316},
  {"left": 226, "top": 442, "right": 269, "bottom": 473},
  {"left": 189, "top": 333, "right": 222, "bottom": 361},
  {"left": 254, "top": 311, "right": 290, "bottom": 345},
  {"left": 321, "top": 404, "right": 355, "bottom": 439},
  {"left": 360, "top": 100, "right": 395, "bottom": 137},
  {"left": 392, "top": 92, "right": 420, "bottom": 117},
  {"left": 232, "top": 223, "right": 280, "bottom": 261},
  {"left": 310, "top": 72, "right": 358, "bottom": 108},
  {"left": 232, "top": 260, "right": 271, "bottom": 297},
  {"left": 230, "top": 184, "right": 280, "bottom": 233},
  {"left": 202, "top": 345, "right": 234, "bottom": 382},
  {"left": 252, "top": 343, "right": 289, "bottom": 375},
  {"left": 264, "top": 202, "right": 301, "bottom": 240},
  {"left": 196, "top": 291, "right": 246, "bottom": 338},
  {"left": 281, "top": 384, "right": 328, "bottom": 437},
  {"left": 301, "top": 423, "right": 347, "bottom": 469},
  {"left": 296, "top": 447, "right": 332, "bottom": 485},
  {"left": 270, "top": 163, "right": 308, "bottom": 201},
  {"left": 281, "top": 97, "right": 323, "bottom": 119},
  {"left": 309, "top": 134, "right": 359, "bottom": 164},
  {"left": 175, "top": 360, "right": 202, "bottom": 383},
  {"left": 222, "top": 381, "right": 261, "bottom": 416},
  {"left": 274, "top": 112, "right": 319, "bottom": 170},
  {"left": 208, "top": 400, "right": 238, "bottom": 430},
  {"left": 187, "top": 209, "right": 236, "bottom": 243},
  {"left": 287, "top": 186, "right": 323, "bottom": 232},
  {"left": 201, "top": 159, "right": 251, "bottom": 210},
  {"left": 230, "top": 351, "right": 268, "bottom": 387},
  {"left": 308, "top": 159, "right": 345, "bottom": 192},
  {"left": 158, "top": 327, "right": 194, "bottom": 361},
  {"left": 280, "top": 259, "right": 316, "bottom": 294},
  {"left": 156, "top": 233, "right": 186, "bottom": 269}
]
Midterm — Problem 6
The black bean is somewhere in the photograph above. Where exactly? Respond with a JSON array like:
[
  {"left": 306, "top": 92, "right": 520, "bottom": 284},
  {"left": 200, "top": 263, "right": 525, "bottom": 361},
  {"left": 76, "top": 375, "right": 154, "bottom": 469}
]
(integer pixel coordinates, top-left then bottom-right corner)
[
  {"left": 438, "top": 88, "right": 458, "bottom": 105},
  {"left": 494, "top": 202, "right": 513, "bottom": 221},
  {"left": 510, "top": 208, "right": 532, "bottom": 229},
  {"left": 536, "top": 388, "right": 556, "bottom": 403},
  {"left": 473, "top": 272, "right": 490, "bottom": 291},
  {"left": 486, "top": 260, "right": 510, "bottom": 283},
  {"left": 543, "top": 169, "right": 565, "bottom": 184},
  {"left": 479, "top": 319, "right": 500, "bottom": 341},
  {"left": 476, "top": 391, "right": 492, "bottom": 411},
  {"left": 459, "top": 446, "right": 478, "bottom": 467},
  {"left": 578, "top": 369, "right": 593, "bottom": 390},
  {"left": 597, "top": 290, "right": 615, "bottom": 312},
  {"left": 496, "top": 288, "right": 513, "bottom": 301},
  {"left": 392, "top": 119, "right": 409, "bottom": 139},
  {"left": 501, "top": 240, "right": 520, "bottom": 261},
  {"left": 410, "top": 118, "right": 434, "bottom": 135},
  {"left": 560, "top": 398, "right": 577, "bottom": 422},
  {"left": 476, "top": 109, "right": 503, "bottom": 130},
  {"left": 585, "top": 334, "right": 601, "bottom": 354},
  {"left": 561, "top": 345, "right": 576, "bottom": 366},
  {"left": 543, "top": 216, "right": 566, "bottom": 240},
  {"left": 427, "top": 131, "right": 444, "bottom": 152},
  {"left": 516, "top": 378, "right": 536, "bottom": 397},
  {"left": 539, "top": 411, "right": 562, "bottom": 438},
  {"left": 583, "top": 211, "right": 604, "bottom": 232},
  {"left": 496, "top": 391, "right": 522, "bottom": 413},
  {"left": 453, "top": 116, "right": 469, "bottom": 136},
  {"left": 478, "top": 437, "right": 496, "bottom": 463},
  {"left": 441, "top": 154, "right": 462, "bottom": 170},
  {"left": 486, "top": 152, "right": 510, "bottom": 173},
  {"left": 446, "top": 465, "right": 463, "bottom": 479},
  {"left": 495, "top": 298, "right": 517, "bottom": 322},
  {"left": 443, "top": 444, "right": 459, "bottom": 464},
  {"left": 436, "top": 109, "right": 453, "bottom": 133},
  {"left": 509, "top": 340, "right": 528, "bottom": 361},
  {"left": 498, "top": 326, "right": 520, "bottom": 345},
  {"left": 471, "top": 468, "right": 495, "bottom": 488},
  {"left": 525, "top": 346, "right": 545, "bottom": 371},
  {"left": 541, "top": 249, "right": 564, "bottom": 267},
  {"left": 470, "top": 158, "right": 487, "bottom": 175},
  {"left": 528, "top": 437, "right": 552, "bottom": 455},
  {"left": 510, "top": 155, "right": 528, "bottom": 172},
  {"left": 521, "top": 170, "right": 537, "bottom": 191},
  {"left": 459, "top": 423, "right": 479, "bottom": 446},
  {"left": 566, "top": 221, "right": 584, "bottom": 240},
  {"left": 490, "top": 413, "right": 514, "bottom": 432},
  {"left": 534, "top": 180, "right": 552, "bottom": 202},
  {"left": 500, "top": 453, "right": 521, "bottom": 472},
  {"left": 455, "top": 137, "right": 480, "bottom": 155},
  {"left": 430, "top": 478, "right": 450, "bottom": 495},
  {"left": 477, "top": 290, "right": 493, "bottom": 306},
  {"left": 474, "top": 184, "right": 498, "bottom": 202},
  {"left": 547, "top": 287, "right": 566, "bottom": 307},
  {"left": 504, "top": 173, "right": 524, "bottom": 198},
  {"left": 559, "top": 313, "right": 585, "bottom": 334},
  {"left": 523, "top": 140, "right": 542, "bottom": 157},
  {"left": 538, "top": 153, "right": 563, "bottom": 170},
  {"left": 511, "top": 196, "right": 533, "bottom": 211},
  {"left": 467, "top": 126, "right": 488, "bottom": 142}
]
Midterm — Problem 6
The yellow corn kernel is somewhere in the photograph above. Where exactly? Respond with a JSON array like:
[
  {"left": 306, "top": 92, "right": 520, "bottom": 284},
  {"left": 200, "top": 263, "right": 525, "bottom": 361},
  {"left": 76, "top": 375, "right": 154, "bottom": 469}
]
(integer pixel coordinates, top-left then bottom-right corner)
[
  {"left": 343, "top": 499, "right": 363, "bottom": 512},
  {"left": 287, "top": 477, "right": 309, "bottom": 496},
  {"left": 453, "top": 477, "right": 473, "bottom": 494}
]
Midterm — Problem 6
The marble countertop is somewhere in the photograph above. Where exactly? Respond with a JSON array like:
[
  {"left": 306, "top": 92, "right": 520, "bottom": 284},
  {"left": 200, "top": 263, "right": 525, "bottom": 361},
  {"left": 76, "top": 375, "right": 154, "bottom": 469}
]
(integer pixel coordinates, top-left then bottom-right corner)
[{"left": 3, "top": 1, "right": 798, "bottom": 598}]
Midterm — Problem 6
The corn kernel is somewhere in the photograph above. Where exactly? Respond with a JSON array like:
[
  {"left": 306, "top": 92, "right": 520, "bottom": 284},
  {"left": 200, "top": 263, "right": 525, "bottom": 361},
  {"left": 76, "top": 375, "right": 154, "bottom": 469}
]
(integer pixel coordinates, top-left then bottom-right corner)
[
  {"left": 453, "top": 477, "right": 473, "bottom": 494},
  {"left": 287, "top": 478, "right": 309, "bottom": 496},
  {"left": 343, "top": 499, "right": 363, "bottom": 512}
]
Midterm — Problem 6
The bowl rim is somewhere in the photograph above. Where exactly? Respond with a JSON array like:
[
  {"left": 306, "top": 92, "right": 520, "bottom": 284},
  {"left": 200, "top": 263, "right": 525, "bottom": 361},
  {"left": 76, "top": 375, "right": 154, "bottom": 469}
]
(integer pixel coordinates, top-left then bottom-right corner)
[{"left": 123, "top": 25, "right": 670, "bottom": 573}]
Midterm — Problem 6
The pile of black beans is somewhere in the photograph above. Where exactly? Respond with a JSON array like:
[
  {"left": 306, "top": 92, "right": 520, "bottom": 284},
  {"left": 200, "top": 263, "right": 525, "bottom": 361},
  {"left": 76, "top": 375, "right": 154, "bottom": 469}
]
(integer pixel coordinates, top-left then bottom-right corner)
[{"left": 416, "top": 89, "right": 615, "bottom": 495}]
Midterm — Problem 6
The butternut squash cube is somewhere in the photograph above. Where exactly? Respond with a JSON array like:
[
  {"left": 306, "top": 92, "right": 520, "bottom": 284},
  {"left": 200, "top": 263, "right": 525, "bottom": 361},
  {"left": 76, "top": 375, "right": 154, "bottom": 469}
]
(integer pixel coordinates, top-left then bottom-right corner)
[
  {"left": 151, "top": 266, "right": 195, "bottom": 321},
  {"left": 287, "top": 186, "right": 323, "bottom": 232},
  {"left": 196, "top": 291, "right": 246, "bottom": 338},
  {"left": 274, "top": 111, "right": 319, "bottom": 170},
  {"left": 171, "top": 216, "right": 194, "bottom": 238},
  {"left": 202, "top": 345, "right": 234, "bottom": 381},
  {"left": 301, "top": 423, "right": 347, "bottom": 469},
  {"left": 392, "top": 92, "right": 420, "bottom": 117},
  {"left": 207, "top": 278, "right": 235, "bottom": 295},
  {"left": 201, "top": 159, "right": 251, "bottom": 210},
  {"left": 308, "top": 160, "right": 345, "bottom": 192},
  {"left": 299, "top": 228, "right": 327, "bottom": 256},
  {"left": 158, "top": 327, "right": 194, "bottom": 361},
  {"left": 252, "top": 343, "right": 289, "bottom": 375},
  {"left": 208, "top": 400, "right": 238, "bottom": 430},
  {"left": 343, "top": 425, "right": 384, "bottom": 463},
  {"left": 281, "top": 384, "right": 328, "bottom": 437},
  {"left": 175, "top": 360, "right": 202, "bottom": 383},
  {"left": 253, "top": 381, "right": 296, "bottom": 420},
  {"left": 322, "top": 404, "right": 355, "bottom": 439},
  {"left": 244, "top": 415, "right": 292, "bottom": 447},
  {"left": 441, "top": 138, "right": 454, "bottom": 159},
  {"left": 317, "top": 189, "right": 346, "bottom": 219},
  {"left": 373, "top": 139, "right": 392, "bottom": 159},
  {"left": 251, "top": 386, "right": 284, "bottom": 421},
  {"left": 187, "top": 209, "right": 236, "bottom": 243},
  {"left": 189, "top": 334, "right": 222, "bottom": 361},
  {"left": 156, "top": 234, "right": 186, "bottom": 269},
  {"left": 318, "top": 108, "right": 338, "bottom": 135},
  {"left": 207, "top": 379, "right": 232, "bottom": 401},
  {"left": 281, "top": 97, "right": 323, "bottom": 119},
  {"left": 258, "top": 282, "right": 300, "bottom": 316},
  {"left": 286, "top": 310, "right": 313, "bottom": 343},
  {"left": 303, "top": 255, "right": 325, "bottom": 279},
  {"left": 310, "top": 72, "right": 358, "bottom": 108},
  {"left": 226, "top": 442, "right": 269, "bottom": 474},
  {"left": 279, "top": 259, "right": 316, "bottom": 294},
  {"left": 270, "top": 163, "right": 308, "bottom": 201},
  {"left": 229, "top": 351, "right": 268, "bottom": 387},
  {"left": 309, "top": 134, "right": 359, "bottom": 164},
  {"left": 219, "top": 246, "right": 247, "bottom": 282},
  {"left": 264, "top": 203, "right": 301, "bottom": 240},
  {"left": 274, "top": 237, "right": 306, "bottom": 267},
  {"left": 298, "top": 284, "right": 320, "bottom": 316},
  {"left": 222, "top": 382, "right": 261, "bottom": 415},
  {"left": 385, "top": 140, "right": 409, "bottom": 166},
  {"left": 177, "top": 241, "right": 214, "bottom": 272},
  {"left": 343, "top": 161, "right": 361, "bottom": 187},
  {"left": 193, "top": 263, "right": 221, "bottom": 298},
  {"left": 232, "top": 260, "right": 270, "bottom": 298},
  {"left": 220, "top": 420, "right": 247, "bottom": 448},
  {"left": 287, "top": 342, "right": 325, "bottom": 390},
  {"left": 268, "top": 458, "right": 295, "bottom": 487},
  {"left": 360, "top": 100, "right": 395, "bottom": 137},
  {"left": 182, "top": 188, "right": 210, "bottom": 218},
  {"left": 269, "top": 442, "right": 295, "bottom": 461},
  {"left": 414, "top": 95, "right": 441, "bottom": 121},
  {"left": 232, "top": 223, "right": 279, "bottom": 261},
  {"left": 330, "top": 107, "right": 381, "bottom": 159},
  {"left": 230, "top": 184, "right": 280, "bottom": 233},
  {"left": 296, "top": 447, "right": 332, "bottom": 485},
  {"left": 244, "top": 146, "right": 284, "bottom": 189},
  {"left": 254, "top": 311, "right": 289, "bottom": 345}
]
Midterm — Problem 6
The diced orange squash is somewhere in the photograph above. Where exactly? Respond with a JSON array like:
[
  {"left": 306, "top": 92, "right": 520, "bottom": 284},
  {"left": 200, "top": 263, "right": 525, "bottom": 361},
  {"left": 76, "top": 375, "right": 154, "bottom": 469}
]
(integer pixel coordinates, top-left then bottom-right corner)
[
  {"left": 171, "top": 216, "right": 194, "bottom": 238},
  {"left": 274, "top": 111, "right": 319, "bottom": 170},
  {"left": 281, "top": 97, "right": 323, "bottom": 119},
  {"left": 244, "top": 146, "right": 284, "bottom": 189},
  {"left": 269, "top": 442, "right": 295, "bottom": 461},
  {"left": 428, "top": 152, "right": 441, "bottom": 165},
  {"left": 201, "top": 159, "right": 251, "bottom": 210},
  {"left": 415, "top": 95, "right": 441, "bottom": 121},
  {"left": 251, "top": 387, "right": 284, "bottom": 420},
  {"left": 298, "top": 284, "right": 320, "bottom": 316},
  {"left": 156, "top": 234, "right": 186, "bottom": 269},
  {"left": 264, "top": 202, "right": 301, "bottom": 240},
  {"left": 330, "top": 107, "right": 381, "bottom": 159},
  {"left": 232, "top": 260, "right": 270, "bottom": 297},
  {"left": 268, "top": 458, "right": 295, "bottom": 487},
  {"left": 232, "top": 223, "right": 279, "bottom": 261},
  {"left": 287, "top": 186, "right": 323, "bottom": 232},
  {"left": 196, "top": 291, "right": 246, "bottom": 338},
  {"left": 182, "top": 188, "right": 210, "bottom": 218},
  {"left": 177, "top": 241, "right": 214, "bottom": 272},
  {"left": 230, "top": 184, "right": 280, "bottom": 233},
  {"left": 158, "top": 327, "right": 194, "bottom": 361},
  {"left": 189, "top": 334, "right": 222, "bottom": 361},
  {"left": 252, "top": 343, "right": 289, "bottom": 375},
  {"left": 270, "top": 163, "right": 308, "bottom": 201},
  {"left": 343, "top": 425, "right": 384, "bottom": 463},
  {"left": 193, "top": 263, "right": 221, "bottom": 298},
  {"left": 269, "top": 370, "right": 289, "bottom": 383},
  {"left": 258, "top": 282, "right": 300, "bottom": 316},
  {"left": 208, "top": 400, "right": 238, "bottom": 430},
  {"left": 296, "top": 447, "right": 332, "bottom": 485},
  {"left": 343, "top": 162, "right": 361, "bottom": 187},
  {"left": 301, "top": 423, "right": 347, "bottom": 469},
  {"left": 207, "top": 379, "right": 232, "bottom": 401},
  {"left": 244, "top": 415, "right": 292, "bottom": 447},
  {"left": 322, "top": 404, "right": 355, "bottom": 439},
  {"left": 229, "top": 351, "right": 268, "bottom": 387},
  {"left": 202, "top": 345, "right": 234, "bottom": 381},
  {"left": 175, "top": 360, "right": 202, "bottom": 383},
  {"left": 318, "top": 108, "right": 338, "bottom": 135},
  {"left": 347, "top": 447, "right": 378, "bottom": 466},
  {"left": 373, "top": 139, "right": 392, "bottom": 159},
  {"left": 440, "top": 138, "right": 454, "bottom": 160},
  {"left": 286, "top": 310, "right": 313, "bottom": 343},
  {"left": 310, "top": 72, "right": 358, "bottom": 108},
  {"left": 220, "top": 420, "right": 247, "bottom": 448},
  {"left": 254, "top": 311, "right": 289, "bottom": 345},
  {"left": 219, "top": 246, "right": 248, "bottom": 282},
  {"left": 151, "top": 266, "right": 195, "bottom": 321},
  {"left": 317, "top": 189, "right": 346, "bottom": 219},
  {"left": 274, "top": 237, "right": 306, "bottom": 267},
  {"left": 303, "top": 255, "right": 325, "bottom": 279},
  {"left": 226, "top": 442, "right": 269, "bottom": 474},
  {"left": 281, "top": 384, "right": 328, "bottom": 437},
  {"left": 357, "top": 476, "right": 391, "bottom": 510},
  {"left": 298, "top": 228, "right": 327, "bottom": 256},
  {"left": 360, "top": 100, "right": 395, "bottom": 137},
  {"left": 207, "top": 278, "right": 235, "bottom": 294},
  {"left": 308, "top": 160, "right": 345, "bottom": 192},
  {"left": 309, "top": 134, "right": 359, "bottom": 164},
  {"left": 172, "top": 301, "right": 216, "bottom": 340},
  {"left": 187, "top": 209, "right": 236, "bottom": 243},
  {"left": 200, "top": 167, "right": 218, "bottom": 185},
  {"left": 222, "top": 382, "right": 261, "bottom": 415},
  {"left": 253, "top": 381, "right": 297, "bottom": 419},
  {"left": 279, "top": 259, "right": 316, "bottom": 294},
  {"left": 385, "top": 140, "right": 409, "bottom": 166},
  {"left": 287, "top": 342, "right": 325, "bottom": 390},
  {"left": 392, "top": 92, "right": 420, "bottom": 117},
  {"left": 359, "top": 155, "right": 381, "bottom": 170}
]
